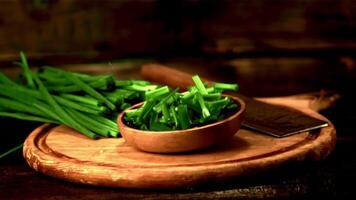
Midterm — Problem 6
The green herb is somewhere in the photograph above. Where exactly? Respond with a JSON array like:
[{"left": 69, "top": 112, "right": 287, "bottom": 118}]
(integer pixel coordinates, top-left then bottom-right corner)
[
  {"left": 63, "top": 73, "right": 116, "bottom": 110},
  {"left": 0, "top": 143, "right": 24, "bottom": 159},
  {"left": 145, "top": 86, "right": 170, "bottom": 100},
  {"left": 0, "top": 112, "right": 57, "bottom": 124},
  {"left": 17, "top": 51, "right": 35, "bottom": 88},
  {"left": 0, "top": 72, "right": 16, "bottom": 85},
  {"left": 59, "top": 93, "right": 101, "bottom": 107},
  {"left": 192, "top": 75, "right": 208, "bottom": 95},
  {"left": 0, "top": 52, "right": 158, "bottom": 140},
  {"left": 0, "top": 52, "right": 164, "bottom": 159},
  {"left": 124, "top": 75, "right": 239, "bottom": 131},
  {"left": 214, "top": 82, "right": 239, "bottom": 91}
]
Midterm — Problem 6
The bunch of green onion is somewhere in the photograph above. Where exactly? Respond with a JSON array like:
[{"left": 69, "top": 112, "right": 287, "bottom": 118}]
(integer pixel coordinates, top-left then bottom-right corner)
[
  {"left": 124, "top": 75, "right": 239, "bottom": 131},
  {"left": 0, "top": 52, "right": 158, "bottom": 140}
]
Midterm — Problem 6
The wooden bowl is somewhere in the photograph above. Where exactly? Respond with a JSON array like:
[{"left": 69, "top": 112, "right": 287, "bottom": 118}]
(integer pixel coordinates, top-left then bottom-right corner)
[{"left": 117, "top": 95, "right": 245, "bottom": 153}]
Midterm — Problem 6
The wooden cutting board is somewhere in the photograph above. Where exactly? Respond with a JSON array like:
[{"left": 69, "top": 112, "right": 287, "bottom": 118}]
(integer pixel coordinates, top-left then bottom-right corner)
[{"left": 23, "top": 97, "right": 336, "bottom": 189}]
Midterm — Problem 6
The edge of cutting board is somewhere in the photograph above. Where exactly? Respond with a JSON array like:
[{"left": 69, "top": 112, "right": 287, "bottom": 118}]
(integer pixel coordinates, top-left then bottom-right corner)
[{"left": 23, "top": 99, "right": 336, "bottom": 189}]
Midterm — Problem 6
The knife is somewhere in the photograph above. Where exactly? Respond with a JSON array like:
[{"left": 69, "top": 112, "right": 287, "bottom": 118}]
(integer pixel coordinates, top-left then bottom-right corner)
[{"left": 140, "top": 64, "right": 328, "bottom": 137}]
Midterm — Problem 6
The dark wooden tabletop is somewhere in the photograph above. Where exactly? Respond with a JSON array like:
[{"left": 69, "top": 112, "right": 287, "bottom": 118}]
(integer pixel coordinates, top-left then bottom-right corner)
[{"left": 0, "top": 118, "right": 352, "bottom": 200}]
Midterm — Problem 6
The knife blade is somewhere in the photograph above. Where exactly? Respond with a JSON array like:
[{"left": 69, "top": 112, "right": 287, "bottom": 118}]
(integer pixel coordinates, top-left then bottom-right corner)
[{"left": 140, "top": 64, "right": 328, "bottom": 137}]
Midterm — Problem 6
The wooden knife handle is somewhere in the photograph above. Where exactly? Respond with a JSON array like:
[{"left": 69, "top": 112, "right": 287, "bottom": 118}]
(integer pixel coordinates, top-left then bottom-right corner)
[{"left": 141, "top": 64, "right": 213, "bottom": 89}]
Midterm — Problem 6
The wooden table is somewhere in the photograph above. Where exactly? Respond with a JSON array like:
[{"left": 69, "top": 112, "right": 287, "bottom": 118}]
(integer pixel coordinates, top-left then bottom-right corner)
[
  {"left": 1, "top": 96, "right": 354, "bottom": 200},
  {"left": 0, "top": 61, "right": 355, "bottom": 199}
]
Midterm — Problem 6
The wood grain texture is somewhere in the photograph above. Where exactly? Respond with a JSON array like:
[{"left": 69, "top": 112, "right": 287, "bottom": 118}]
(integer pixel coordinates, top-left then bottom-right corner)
[{"left": 23, "top": 98, "right": 336, "bottom": 189}]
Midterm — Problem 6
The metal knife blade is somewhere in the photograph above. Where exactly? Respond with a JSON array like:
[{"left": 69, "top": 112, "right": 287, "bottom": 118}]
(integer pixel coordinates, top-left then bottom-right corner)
[
  {"left": 232, "top": 94, "right": 328, "bottom": 137},
  {"left": 140, "top": 64, "right": 328, "bottom": 137}
]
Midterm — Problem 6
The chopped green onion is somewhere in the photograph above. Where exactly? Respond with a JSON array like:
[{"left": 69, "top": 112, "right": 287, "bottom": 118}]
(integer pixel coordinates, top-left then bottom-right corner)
[
  {"left": 145, "top": 86, "right": 170, "bottom": 100},
  {"left": 123, "top": 84, "right": 157, "bottom": 92},
  {"left": 124, "top": 76, "right": 239, "bottom": 131},
  {"left": 214, "top": 83, "right": 239, "bottom": 91},
  {"left": 192, "top": 75, "right": 208, "bottom": 95},
  {"left": 196, "top": 93, "right": 210, "bottom": 118},
  {"left": 177, "top": 105, "right": 191, "bottom": 129}
]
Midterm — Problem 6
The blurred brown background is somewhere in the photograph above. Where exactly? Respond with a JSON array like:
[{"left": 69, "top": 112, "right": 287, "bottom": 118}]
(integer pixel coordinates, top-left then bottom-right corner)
[
  {"left": 1, "top": 0, "right": 356, "bottom": 58},
  {"left": 1, "top": 1, "right": 356, "bottom": 198},
  {"left": 0, "top": 0, "right": 355, "bottom": 95},
  {"left": 0, "top": 0, "right": 355, "bottom": 131}
]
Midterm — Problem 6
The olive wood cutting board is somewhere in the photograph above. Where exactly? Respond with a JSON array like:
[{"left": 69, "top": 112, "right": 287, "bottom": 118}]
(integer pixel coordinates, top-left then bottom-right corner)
[{"left": 23, "top": 97, "right": 336, "bottom": 189}]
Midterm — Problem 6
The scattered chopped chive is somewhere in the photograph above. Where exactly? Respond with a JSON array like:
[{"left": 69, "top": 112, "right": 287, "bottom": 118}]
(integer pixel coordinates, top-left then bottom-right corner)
[
  {"left": 109, "top": 130, "right": 120, "bottom": 138},
  {"left": 125, "top": 108, "right": 142, "bottom": 118},
  {"left": 107, "top": 95, "right": 123, "bottom": 106},
  {"left": 184, "top": 98, "right": 202, "bottom": 114},
  {"left": 145, "top": 86, "right": 170, "bottom": 100},
  {"left": 150, "top": 122, "right": 171, "bottom": 131},
  {"left": 206, "top": 87, "right": 215, "bottom": 93},
  {"left": 226, "top": 102, "right": 239, "bottom": 110},
  {"left": 177, "top": 105, "right": 191, "bottom": 129},
  {"left": 115, "top": 80, "right": 151, "bottom": 87},
  {"left": 207, "top": 97, "right": 230, "bottom": 116},
  {"left": 123, "top": 84, "right": 158, "bottom": 92},
  {"left": 106, "top": 89, "right": 138, "bottom": 99},
  {"left": 140, "top": 124, "right": 148, "bottom": 130},
  {"left": 153, "top": 88, "right": 179, "bottom": 112},
  {"left": 181, "top": 89, "right": 196, "bottom": 100},
  {"left": 140, "top": 100, "right": 156, "bottom": 122},
  {"left": 192, "top": 75, "right": 208, "bottom": 95},
  {"left": 214, "top": 83, "right": 239, "bottom": 91},
  {"left": 196, "top": 93, "right": 210, "bottom": 118},
  {"left": 149, "top": 111, "right": 159, "bottom": 129},
  {"left": 170, "top": 105, "right": 179, "bottom": 127},
  {"left": 203, "top": 93, "right": 221, "bottom": 100},
  {"left": 161, "top": 103, "right": 170, "bottom": 123},
  {"left": 131, "top": 80, "right": 151, "bottom": 86},
  {"left": 115, "top": 80, "right": 133, "bottom": 87},
  {"left": 120, "top": 102, "right": 131, "bottom": 111}
]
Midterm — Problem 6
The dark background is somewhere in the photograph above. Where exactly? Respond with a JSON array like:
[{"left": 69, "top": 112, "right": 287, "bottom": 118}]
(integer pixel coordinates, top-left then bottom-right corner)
[
  {"left": 0, "top": 0, "right": 356, "bottom": 199},
  {"left": 0, "top": 0, "right": 355, "bottom": 96}
]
